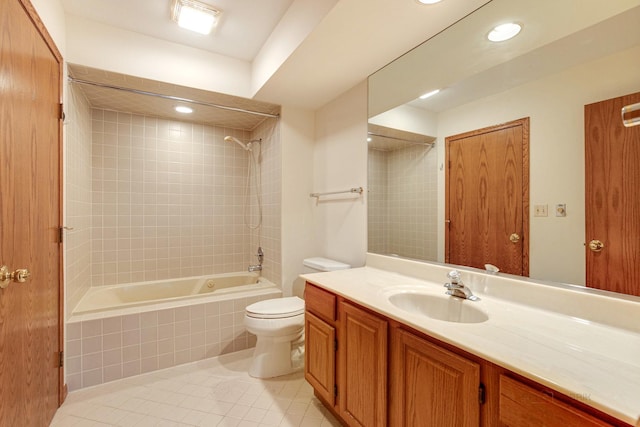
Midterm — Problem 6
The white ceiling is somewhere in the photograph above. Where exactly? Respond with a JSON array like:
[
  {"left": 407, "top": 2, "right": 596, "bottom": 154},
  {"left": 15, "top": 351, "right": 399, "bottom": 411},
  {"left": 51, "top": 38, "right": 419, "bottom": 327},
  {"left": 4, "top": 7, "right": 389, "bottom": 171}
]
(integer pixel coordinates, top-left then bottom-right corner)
[
  {"left": 60, "top": 0, "right": 295, "bottom": 61},
  {"left": 60, "top": 0, "right": 491, "bottom": 110}
]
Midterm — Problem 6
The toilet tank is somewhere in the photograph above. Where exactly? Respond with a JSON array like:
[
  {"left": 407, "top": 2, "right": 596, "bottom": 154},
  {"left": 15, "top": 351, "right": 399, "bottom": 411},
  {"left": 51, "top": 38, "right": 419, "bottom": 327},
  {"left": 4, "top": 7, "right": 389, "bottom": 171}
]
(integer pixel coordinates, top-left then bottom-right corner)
[{"left": 303, "top": 257, "right": 351, "bottom": 273}]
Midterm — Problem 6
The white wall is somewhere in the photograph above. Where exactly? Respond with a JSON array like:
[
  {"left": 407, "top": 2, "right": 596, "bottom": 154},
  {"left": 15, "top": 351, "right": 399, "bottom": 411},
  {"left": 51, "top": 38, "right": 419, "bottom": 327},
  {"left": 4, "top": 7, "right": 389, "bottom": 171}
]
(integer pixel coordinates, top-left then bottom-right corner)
[
  {"left": 31, "top": 0, "right": 66, "bottom": 55},
  {"left": 280, "top": 106, "right": 317, "bottom": 297},
  {"left": 313, "top": 82, "right": 368, "bottom": 268},
  {"left": 369, "top": 104, "right": 438, "bottom": 138},
  {"left": 252, "top": 0, "right": 338, "bottom": 97},
  {"left": 436, "top": 45, "right": 640, "bottom": 285},
  {"left": 65, "top": 14, "right": 252, "bottom": 98}
]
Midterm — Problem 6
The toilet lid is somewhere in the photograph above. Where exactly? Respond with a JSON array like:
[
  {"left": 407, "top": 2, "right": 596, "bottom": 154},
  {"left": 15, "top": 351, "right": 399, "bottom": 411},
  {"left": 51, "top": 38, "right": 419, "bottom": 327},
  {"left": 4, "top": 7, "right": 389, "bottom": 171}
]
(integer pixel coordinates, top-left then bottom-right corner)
[{"left": 246, "top": 297, "right": 305, "bottom": 319}]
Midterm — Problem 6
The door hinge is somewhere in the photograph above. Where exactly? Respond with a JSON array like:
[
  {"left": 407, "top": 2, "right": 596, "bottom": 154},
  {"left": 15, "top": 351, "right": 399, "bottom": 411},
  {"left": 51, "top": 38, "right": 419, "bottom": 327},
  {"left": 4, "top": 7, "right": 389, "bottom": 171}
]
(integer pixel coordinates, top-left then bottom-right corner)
[
  {"left": 59, "top": 227, "right": 64, "bottom": 243},
  {"left": 59, "top": 351, "right": 64, "bottom": 368},
  {"left": 59, "top": 103, "right": 65, "bottom": 121},
  {"left": 478, "top": 383, "right": 486, "bottom": 405},
  {"left": 334, "top": 384, "right": 338, "bottom": 397}
]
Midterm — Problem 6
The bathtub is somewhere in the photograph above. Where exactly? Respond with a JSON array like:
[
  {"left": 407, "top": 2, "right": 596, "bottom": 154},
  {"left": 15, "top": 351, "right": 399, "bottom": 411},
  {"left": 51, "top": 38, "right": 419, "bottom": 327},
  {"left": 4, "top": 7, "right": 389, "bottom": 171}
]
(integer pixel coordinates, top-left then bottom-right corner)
[
  {"left": 66, "top": 272, "right": 282, "bottom": 390},
  {"left": 73, "top": 271, "right": 275, "bottom": 315}
]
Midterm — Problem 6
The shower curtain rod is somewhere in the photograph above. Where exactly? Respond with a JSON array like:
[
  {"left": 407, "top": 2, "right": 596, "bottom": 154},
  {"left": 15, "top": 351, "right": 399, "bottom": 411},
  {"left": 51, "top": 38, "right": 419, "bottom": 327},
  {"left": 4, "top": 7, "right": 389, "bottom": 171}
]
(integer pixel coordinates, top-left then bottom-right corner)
[
  {"left": 367, "top": 131, "right": 434, "bottom": 146},
  {"left": 67, "top": 77, "right": 280, "bottom": 119}
]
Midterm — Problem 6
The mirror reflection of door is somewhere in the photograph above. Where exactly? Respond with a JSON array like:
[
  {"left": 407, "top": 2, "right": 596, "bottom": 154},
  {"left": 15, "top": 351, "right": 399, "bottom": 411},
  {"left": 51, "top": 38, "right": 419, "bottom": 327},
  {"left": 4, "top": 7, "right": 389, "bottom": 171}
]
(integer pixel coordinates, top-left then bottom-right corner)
[
  {"left": 585, "top": 92, "right": 640, "bottom": 296},
  {"left": 445, "top": 118, "right": 530, "bottom": 276}
]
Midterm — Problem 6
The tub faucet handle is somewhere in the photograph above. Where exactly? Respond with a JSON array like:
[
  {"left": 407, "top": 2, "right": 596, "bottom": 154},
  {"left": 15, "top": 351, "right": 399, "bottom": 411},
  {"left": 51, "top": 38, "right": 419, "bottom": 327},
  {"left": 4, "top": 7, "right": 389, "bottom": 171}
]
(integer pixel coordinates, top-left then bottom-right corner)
[{"left": 257, "top": 247, "right": 264, "bottom": 265}]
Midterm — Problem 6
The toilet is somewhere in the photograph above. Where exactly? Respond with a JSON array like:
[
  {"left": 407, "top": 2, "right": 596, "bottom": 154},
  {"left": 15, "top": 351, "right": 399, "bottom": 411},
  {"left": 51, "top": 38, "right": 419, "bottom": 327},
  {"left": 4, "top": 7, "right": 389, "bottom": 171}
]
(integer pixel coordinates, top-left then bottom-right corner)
[{"left": 244, "top": 257, "right": 350, "bottom": 378}]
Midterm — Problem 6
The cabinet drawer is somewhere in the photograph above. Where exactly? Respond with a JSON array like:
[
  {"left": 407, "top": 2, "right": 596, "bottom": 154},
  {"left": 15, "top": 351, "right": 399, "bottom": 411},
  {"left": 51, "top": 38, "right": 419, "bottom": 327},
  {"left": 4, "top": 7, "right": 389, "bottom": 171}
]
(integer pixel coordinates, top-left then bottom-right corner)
[
  {"left": 499, "top": 375, "right": 613, "bottom": 427},
  {"left": 305, "top": 283, "right": 336, "bottom": 323}
]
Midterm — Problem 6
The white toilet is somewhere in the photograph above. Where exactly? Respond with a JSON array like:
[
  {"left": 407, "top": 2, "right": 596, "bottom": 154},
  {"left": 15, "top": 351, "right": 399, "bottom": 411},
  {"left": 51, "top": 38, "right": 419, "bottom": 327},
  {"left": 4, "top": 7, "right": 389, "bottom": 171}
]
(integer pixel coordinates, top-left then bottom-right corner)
[{"left": 244, "top": 257, "right": 350, "bottom": 378}]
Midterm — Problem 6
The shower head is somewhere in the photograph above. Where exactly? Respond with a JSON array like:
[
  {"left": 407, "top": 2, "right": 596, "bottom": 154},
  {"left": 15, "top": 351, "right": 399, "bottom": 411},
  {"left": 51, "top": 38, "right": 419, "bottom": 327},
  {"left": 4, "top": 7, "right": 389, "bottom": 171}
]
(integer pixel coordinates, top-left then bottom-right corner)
[{"left": 224, "top": 135, "right": 251, "bottom": 151}]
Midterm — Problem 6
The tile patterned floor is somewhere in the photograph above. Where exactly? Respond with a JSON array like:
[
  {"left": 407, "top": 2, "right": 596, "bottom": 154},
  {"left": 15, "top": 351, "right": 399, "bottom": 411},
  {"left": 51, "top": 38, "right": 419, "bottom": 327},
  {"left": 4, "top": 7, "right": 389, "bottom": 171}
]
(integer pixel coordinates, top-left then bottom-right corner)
[{"left": 51, "top": 349, "right": 342, "bottom": 427}]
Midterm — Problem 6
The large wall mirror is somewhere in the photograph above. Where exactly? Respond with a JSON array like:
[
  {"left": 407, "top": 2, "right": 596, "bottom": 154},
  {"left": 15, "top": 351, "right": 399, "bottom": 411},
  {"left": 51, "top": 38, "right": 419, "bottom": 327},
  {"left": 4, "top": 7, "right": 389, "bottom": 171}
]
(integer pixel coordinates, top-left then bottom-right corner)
[{"left": 367, "top": 0, "right": 640, "bottom": 295}]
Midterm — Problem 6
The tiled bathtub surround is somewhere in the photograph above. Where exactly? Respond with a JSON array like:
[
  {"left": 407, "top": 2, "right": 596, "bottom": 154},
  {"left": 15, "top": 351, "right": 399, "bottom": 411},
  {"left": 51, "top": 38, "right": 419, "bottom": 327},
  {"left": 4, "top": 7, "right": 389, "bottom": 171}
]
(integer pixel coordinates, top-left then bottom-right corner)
[
  {"left": 367, "top": 144, "right": 438, "bottom": 260},
  {"left": 65, "top": 291, "right": 280, "bottom": 391},
  {"left": 90, "top": 109, "right": 281, "bottom": 287},
  {"left": 65, "top": 84, "right": 94, "bottom": 317}
]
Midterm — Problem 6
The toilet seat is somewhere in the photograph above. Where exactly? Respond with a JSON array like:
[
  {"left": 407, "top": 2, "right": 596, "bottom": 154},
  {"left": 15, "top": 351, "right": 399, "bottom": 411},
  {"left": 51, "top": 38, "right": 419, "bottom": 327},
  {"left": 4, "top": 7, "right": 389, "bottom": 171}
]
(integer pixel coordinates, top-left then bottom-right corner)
[{"left": 246, "top": 296, "right": 304, "bottom": 319}]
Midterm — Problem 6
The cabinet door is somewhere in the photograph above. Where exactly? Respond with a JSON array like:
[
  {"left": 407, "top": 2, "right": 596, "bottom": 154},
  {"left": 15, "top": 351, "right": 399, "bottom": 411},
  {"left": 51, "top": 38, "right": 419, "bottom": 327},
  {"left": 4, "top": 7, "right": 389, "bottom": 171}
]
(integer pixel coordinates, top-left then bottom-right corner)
[
  {"left": 305, "top": 311, "right": 336, "bottom": 406},
  {"left": 390, "top": 328, "right": 480, "bottom": 427},
  {"left": 338, "top": 301, "right": 388, "bottom": 427},
  {"left": 499, "top": 376, "right": 614, "bottom": 427}
]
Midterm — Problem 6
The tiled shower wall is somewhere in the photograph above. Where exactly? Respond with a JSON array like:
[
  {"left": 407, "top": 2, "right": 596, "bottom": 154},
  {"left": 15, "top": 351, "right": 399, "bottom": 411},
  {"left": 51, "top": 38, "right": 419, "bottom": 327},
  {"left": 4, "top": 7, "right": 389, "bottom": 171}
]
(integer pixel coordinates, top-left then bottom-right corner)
[
  {"left": 64, "top": 92, "right": 282, "bottom": 309},
  {"left": 367, "top": 148, "right": 389, "bottom": 254},
  {"left": 64, "top": 84, "right": 93, "bottom": 318},
  {"left": 89, "top": 109, "right": 281, "bottom": 287},
  {"left": 367, "top": 144, "right": 438, "bottom": 260}
]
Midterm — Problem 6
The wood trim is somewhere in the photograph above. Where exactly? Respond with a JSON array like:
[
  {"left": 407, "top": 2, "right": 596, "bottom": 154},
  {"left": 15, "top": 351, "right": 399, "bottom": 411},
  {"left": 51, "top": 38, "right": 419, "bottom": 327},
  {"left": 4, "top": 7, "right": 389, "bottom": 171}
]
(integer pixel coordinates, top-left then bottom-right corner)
[
  {"left": 17, "top": 0, "right": 63, "bottom": 62},
  {"left": 445, "top": 117, "right": 530, "bottom": 276},
  {"left": 17, "top": 0, "right": 66, "bottom": 405}
]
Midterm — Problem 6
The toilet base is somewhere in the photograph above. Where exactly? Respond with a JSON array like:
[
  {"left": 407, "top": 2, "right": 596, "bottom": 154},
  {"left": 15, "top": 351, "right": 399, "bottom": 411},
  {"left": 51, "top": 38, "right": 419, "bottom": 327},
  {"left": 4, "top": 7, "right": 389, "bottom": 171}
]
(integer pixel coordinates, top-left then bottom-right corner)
[{"left": 248, "top": 333, "right": 304, "bottom": 379}]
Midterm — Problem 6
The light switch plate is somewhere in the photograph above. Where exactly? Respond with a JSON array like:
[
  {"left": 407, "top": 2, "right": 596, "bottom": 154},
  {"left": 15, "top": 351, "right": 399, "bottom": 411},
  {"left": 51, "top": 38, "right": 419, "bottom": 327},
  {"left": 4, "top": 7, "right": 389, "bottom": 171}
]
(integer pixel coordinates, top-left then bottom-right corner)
[{"left": 534, "top": 204, "right": 548, "bottom": 217}]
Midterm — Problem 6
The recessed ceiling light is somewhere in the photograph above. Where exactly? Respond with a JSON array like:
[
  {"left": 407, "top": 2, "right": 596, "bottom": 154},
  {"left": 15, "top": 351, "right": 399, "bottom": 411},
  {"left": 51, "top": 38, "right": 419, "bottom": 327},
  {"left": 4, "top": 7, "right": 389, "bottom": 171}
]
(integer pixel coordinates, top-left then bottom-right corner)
[
  {"left": 487, "top": 22, "right": 522, "bottom": 42},
  {"left": 416, "top": 0, "right": 442, "bottom": 4},
  {"left": 175, "top": 106, "right": 193, "bottom": 114},
  {"left": 171, "top": 0, "right": 222, "bottom": 35},
  {"left": 419, "top": 89, "right": 440, "bottom": 100}
]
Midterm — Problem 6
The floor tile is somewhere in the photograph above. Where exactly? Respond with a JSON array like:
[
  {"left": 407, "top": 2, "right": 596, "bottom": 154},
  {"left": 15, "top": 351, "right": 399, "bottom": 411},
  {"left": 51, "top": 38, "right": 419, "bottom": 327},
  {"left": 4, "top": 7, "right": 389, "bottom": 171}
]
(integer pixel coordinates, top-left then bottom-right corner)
[{"left": 51, "top": 349, "right": 342, "bottom": 427}]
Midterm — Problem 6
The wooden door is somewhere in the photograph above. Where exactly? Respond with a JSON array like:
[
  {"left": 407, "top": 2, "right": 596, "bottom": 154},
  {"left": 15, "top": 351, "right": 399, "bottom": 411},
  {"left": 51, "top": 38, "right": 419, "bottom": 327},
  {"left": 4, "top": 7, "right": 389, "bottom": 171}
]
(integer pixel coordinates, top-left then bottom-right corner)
[
  {"left": 585, "top": 92, "right": 640, "bottom": 296},
  {"left": 0, "top": 0, "right": 63, "bottom": 425},
  {"left": 390, "top": 328, "right": 480, "bottom": 427},
  {"left": 445, "top": 118, "right": 529, "bottom": 276},
  {"left": 338, "top": 301, "right": 387, "bottom": 427},
  {"left": 304, "top": 312, "right": 336, "bottom": 406}
]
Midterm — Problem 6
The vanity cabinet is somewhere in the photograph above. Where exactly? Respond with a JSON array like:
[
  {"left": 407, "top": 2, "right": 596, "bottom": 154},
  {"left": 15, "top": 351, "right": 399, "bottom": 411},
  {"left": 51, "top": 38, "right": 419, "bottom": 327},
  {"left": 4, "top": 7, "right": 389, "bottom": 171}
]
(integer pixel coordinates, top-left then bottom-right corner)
[
  {"left": 390, "top": 327, "right": 480, "bottom": 427},
  {"left": 304, "top": 282, "right": 630, "bottom": 427},
  {"left": 338, "top": 300, "right": 387, "bottom": 427},
  {"left": 304, "top": 284, "right": 337, "bottom": 406},
  {"left": 498, "top": 375, "right": 615, "bottom": 427},
  {"left": 304, "top": 284, "right": 387, "bottom": 426}
]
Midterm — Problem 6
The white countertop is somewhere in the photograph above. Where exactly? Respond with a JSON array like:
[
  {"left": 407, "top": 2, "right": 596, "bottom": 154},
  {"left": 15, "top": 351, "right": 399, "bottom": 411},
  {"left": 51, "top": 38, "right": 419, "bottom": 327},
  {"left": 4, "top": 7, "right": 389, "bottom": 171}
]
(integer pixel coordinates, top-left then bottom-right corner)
[{"left": 301, "top": 254, "right": 640, "bottom": 426}]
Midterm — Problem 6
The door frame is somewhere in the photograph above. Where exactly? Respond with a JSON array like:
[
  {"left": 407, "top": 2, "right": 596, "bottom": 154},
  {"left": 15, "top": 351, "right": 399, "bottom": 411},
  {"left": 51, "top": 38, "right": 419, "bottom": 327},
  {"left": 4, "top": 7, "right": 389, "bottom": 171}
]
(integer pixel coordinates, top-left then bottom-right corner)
[
  {"left": 18, "top": 0, "right": 65, "bottom": 404},
  {"left": 444, "top": 117, "right": 530, "bottom": 276}
]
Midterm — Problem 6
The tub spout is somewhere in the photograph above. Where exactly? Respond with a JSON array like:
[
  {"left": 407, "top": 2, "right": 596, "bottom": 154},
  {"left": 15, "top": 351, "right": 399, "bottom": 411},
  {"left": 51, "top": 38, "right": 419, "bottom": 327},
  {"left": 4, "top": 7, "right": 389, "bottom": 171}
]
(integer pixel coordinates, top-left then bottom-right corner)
[{"left": 248, "top": 265, "right": 262, "bottom": 272}]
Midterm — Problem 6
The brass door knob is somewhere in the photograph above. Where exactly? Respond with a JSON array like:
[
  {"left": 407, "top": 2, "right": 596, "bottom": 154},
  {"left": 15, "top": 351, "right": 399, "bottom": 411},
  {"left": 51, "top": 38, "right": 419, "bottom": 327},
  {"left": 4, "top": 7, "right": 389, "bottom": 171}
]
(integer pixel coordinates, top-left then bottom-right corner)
[
  {"left": 509, "top": 233, "right": 521, "bottom": 243},
  {"left": 588, "top": 240, "right": 604, "bottom": 252},
  {"left": 0, "top": 266, "right": 31, "bottom": 289},
  {"left": 12, "top": 269, "right": 30, "bottom": 283},
  {"left": 0, "top": 266, "right": 10, "bottom": 289}
]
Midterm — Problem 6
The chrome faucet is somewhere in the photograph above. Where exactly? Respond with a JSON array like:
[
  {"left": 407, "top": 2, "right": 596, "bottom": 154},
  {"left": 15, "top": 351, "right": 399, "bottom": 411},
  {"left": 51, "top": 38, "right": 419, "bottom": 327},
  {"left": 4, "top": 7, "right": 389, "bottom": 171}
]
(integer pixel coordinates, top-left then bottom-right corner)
[
  {"left": 248, "top": 247, "right": 264, "bottom": 272},
  {"left": 444, "top": 270, "right": 479, "bottom": 301}
]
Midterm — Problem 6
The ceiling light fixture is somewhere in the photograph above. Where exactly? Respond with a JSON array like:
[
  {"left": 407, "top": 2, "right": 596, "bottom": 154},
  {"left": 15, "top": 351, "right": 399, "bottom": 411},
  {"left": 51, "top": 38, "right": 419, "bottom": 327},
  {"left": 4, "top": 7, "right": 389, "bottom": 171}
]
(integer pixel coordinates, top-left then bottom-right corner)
[
  {"left": 419, "top": 89, "right": 440, "bottom": 100},
  {"left": 416, "top": 0, "right": 442, "bottom": 4},
  {"left": 487, "top": 22, "right": 522, "bottom": 42},
  {"left": 175, "top": 105, "right": 193, "bottom": 114},
  {"left": 171, "top": 0, "right": 222, "bottom": 35}
]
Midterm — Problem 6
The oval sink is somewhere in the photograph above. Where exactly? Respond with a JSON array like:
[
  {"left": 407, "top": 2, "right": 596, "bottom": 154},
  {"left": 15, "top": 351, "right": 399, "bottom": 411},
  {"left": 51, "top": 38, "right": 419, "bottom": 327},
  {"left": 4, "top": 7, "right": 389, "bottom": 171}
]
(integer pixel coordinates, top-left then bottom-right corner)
[{"left": 388, "top": 292, "right": 488, "bottom": 324}]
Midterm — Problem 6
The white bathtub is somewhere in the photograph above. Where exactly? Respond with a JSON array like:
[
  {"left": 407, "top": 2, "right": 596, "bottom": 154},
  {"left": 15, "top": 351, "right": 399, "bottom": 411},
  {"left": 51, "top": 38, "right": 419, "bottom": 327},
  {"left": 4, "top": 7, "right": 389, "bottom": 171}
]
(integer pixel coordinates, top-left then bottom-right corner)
[
  {"left": 73, "top": 272, "right": 277, "bottom": 315},
  {"left": 66, "top": 272, "right": 282, "bottom": 390}
]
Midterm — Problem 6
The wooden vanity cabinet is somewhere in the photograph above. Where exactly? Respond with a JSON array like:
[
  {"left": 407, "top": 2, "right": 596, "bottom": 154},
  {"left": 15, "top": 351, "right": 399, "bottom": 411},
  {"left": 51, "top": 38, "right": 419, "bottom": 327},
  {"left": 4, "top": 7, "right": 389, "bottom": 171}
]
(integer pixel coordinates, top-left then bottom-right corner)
[
  {"left": 338, "top": 300, "right": 387, "bottom": 427},
  {"left": 304, "top": 284, "right": 388, "bottom": 426},
  {"left": 390, "top": 327, "right": 480, "bottom": 427},
  {"left": 304, "top": 284, "right": 337, "bottom": 406},
  {"left": 304, "top": 283, "right": 631, "bottom": 427},
  {"left": 498, "top": 375, "right": 617, "bottom": 427}
]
